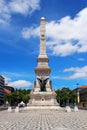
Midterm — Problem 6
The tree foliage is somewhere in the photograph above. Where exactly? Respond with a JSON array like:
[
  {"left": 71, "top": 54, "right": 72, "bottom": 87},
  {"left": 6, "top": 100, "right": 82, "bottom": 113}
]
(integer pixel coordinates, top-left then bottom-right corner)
[
  {"left": 4, "top": 89, "right": 31, "bottom": 106},
  {"left": 56, "top": 87, "right": 76, "bottom": 106}
]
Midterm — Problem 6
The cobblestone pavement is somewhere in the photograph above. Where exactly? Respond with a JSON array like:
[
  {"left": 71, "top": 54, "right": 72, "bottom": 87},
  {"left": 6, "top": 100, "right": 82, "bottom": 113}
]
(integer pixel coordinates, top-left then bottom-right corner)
[{"left": 0, "top": 109, "right": 87, "bottom": 130}]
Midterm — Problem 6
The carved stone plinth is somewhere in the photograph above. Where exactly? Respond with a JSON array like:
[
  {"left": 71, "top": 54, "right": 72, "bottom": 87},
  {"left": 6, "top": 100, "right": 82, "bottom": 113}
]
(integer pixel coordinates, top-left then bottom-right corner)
[{"left": 28, "top": 91, "right": 58, "bottom": 106}]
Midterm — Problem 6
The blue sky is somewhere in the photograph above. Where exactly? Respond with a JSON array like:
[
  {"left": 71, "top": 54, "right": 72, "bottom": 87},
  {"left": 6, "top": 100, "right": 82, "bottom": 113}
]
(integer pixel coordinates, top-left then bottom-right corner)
[{"left": 0, "top": 0, "right": 87, "bottom": 90}]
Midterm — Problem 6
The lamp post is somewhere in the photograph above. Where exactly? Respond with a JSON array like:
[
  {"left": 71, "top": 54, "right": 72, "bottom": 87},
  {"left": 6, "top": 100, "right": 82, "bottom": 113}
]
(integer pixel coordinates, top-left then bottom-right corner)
[
  {"left": 59, "top": 96, "right": 60, "bottom": 106},
  {"left": 66, "top": 91, "right": 71, "bottom": 112},
  {"left": 15, "top": 90, "right": 19, "bottom": 113},
  {"left": 67, "top": 92, "right": 69, "bottom": 106},
  {"left": 10, "top": 93, "right": 11, "bottom": 106},
  {"left": 73, "top": 83, "right": 81, "bottom": 111},
  {"left": 7, "top": 93, "right": 12, "bottom": 112},
  {"left": 17, "top": 90, "right": 19, "bottom": 106},
  {"left": 76, "top": 83, "right": 80, "bottom": 107}
]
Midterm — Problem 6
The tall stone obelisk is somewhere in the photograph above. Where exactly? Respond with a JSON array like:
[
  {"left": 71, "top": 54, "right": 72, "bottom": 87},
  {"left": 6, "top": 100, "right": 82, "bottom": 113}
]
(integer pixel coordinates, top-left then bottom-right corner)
[
  {"left": 28, "top": 17, "right": 59, "bottom": 107},
  {"left": 35, "top": 17, "right": 51, "bottom": 91}
]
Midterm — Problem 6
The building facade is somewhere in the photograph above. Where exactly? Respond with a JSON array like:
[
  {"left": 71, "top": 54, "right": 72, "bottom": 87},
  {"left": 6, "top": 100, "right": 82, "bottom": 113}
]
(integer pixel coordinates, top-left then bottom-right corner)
[
  {"left": 80, "top": 86, "right": 87, "bottom": 107},
  {"left": 74, "top": 86, "right": 87, "bottom": 107},
  {"left": 0, "top": 75, "right": 5, "bottom": 105}
]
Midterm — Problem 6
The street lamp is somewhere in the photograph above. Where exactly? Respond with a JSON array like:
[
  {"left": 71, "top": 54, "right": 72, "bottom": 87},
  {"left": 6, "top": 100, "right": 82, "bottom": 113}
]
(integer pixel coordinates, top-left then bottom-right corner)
[
  {"left": 59, "top": 96, "right": 60, "bottom": 106},
  {"left": 17, "top": 90, "right": 19, "bottom": 106},
  {"left": 67, "top": 92, "right": 69, "bottom": 106},
  {"left": 10, "top": 94, "right": 11, "bottom": 106},
  {"left": 76, "top": 83, "right": 80, "bottom": 106}
]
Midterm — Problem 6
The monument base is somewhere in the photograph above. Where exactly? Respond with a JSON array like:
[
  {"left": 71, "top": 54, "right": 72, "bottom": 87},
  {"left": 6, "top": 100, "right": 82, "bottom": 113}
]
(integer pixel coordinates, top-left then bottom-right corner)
[
  {"left": 28, "top": 91, "right": 58, "bottom": 106},
  {"left": 24, "top": 106, "right": 63, "bottom": 111}
]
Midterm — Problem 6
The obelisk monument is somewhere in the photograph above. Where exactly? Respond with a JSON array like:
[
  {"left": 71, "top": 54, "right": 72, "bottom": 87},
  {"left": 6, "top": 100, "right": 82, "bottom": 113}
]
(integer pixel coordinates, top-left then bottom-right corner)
[{"left": 28, "top": 17, "right": 59, "bottom": 108}]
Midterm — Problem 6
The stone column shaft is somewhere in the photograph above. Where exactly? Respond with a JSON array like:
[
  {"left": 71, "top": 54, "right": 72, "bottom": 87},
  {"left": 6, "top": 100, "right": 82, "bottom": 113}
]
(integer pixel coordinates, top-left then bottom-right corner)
[{"left": 40, "top": 17, "right": 47, "bottom": 56}]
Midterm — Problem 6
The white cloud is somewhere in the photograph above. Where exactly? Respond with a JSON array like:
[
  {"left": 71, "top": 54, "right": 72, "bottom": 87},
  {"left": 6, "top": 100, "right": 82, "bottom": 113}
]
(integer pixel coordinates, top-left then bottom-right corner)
[
  {"left": 4, "top": 77, "right": 11, "bottom": 82},
  {"left": 22, "top": 7, "right": 87, "bottom": 56},
  {"left": 22, "top": 27, "right": 39, "bottom": 39},
  {"left": 47, "top": 7, "right": 87, "bottom": 56},
  {"left": 0, "top": 0, "right": 11, "bottom": 25},
  {"left": 9, "top": 0, "right": 40, "bottom": 15},
  {"left": 2, "top": 71, "right": 32, "bottom": 79},
  {"left": 2, "top": 73, "right": 33, "bottom": 88},
  {"left": 0, "top": 0, "right": 40, "bottom": 25},
  {"left": 8, "top": 80, "right": 32, "bottom": 88},
  {"left": 63, "top": 66, "right": 87, "bottom": 79},
  {"left": 49, "top": 42, "right": 79, "bottom": 56},
  {"left": 2, "top": 71, "right": 26, "bottom": 78}
]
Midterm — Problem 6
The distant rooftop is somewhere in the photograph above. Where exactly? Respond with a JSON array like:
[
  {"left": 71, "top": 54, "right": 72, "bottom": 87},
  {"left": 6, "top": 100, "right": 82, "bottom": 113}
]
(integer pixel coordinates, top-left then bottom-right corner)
[{"left": 80, "top": 86, "right": 87, "bottom": 89}]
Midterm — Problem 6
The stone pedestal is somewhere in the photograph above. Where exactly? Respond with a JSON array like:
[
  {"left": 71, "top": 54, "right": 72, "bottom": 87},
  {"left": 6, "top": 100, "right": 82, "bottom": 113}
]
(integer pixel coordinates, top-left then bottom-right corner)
[
  {"left": 28, "top": 91, "right": 58, "bottom": 106},
  {"left": 74, "top": 106, "right": 79, "bottom": 111},
  {"left": 65, "top": 106, "right": 71, "bottom": 112},
  {"left": 7, "top": 106, "right": 12, "bottom": 112},
  {"left": 15, "top": 106, "right": 19, "bottom": 112}
]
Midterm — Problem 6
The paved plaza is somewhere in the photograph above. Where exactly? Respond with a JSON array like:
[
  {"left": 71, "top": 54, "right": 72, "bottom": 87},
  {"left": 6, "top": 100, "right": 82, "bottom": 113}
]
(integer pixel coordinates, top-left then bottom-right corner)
[{"left": 0, "top": 109, "right": 87, "bottom": 130}]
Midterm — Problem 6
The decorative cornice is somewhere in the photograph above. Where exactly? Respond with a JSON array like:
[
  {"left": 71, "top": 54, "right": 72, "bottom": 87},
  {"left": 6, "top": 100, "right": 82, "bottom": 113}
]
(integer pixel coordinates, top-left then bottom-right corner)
[
  {"left": 35, "top": 67, "right": 51, "bottom": 74},
  {"left": 37, "top": 57, "right": 49, "bottom": 62}
]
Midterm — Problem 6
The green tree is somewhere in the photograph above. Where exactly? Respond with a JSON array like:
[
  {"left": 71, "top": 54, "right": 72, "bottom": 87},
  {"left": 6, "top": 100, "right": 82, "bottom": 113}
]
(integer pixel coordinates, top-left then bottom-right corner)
[
  {"left": 4, "top": 89, "right": 31, "bottom": 106},
  {"left": 56, "top": 89, "right": 61, "bottom": 105},
  {"left": 56, "top": 87, "right": 76, "bottom": 107}
]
